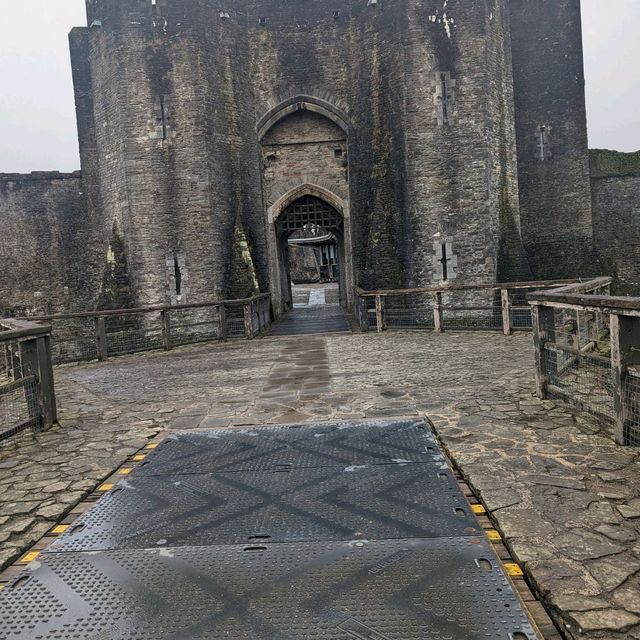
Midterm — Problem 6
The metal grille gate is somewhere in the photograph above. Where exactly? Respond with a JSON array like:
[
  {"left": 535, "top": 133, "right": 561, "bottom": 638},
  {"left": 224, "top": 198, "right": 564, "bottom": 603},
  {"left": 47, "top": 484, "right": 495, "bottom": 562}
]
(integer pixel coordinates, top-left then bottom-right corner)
[
  {"left": 0, "top": 419, "right": 538, "bottom": 639},
  {"left": 277, "top": 196, "right": 343, "bottom": 236}
]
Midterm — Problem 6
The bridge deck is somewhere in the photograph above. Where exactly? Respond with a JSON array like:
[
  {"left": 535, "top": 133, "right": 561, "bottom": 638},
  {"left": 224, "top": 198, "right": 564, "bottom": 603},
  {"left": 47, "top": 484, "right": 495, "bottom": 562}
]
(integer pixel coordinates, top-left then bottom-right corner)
[
  {"left": 268, "top": 304, "right": 351, "bottom": 336},
  {"left": 0, "top": 419, "right": 537, "bottom": 639}
]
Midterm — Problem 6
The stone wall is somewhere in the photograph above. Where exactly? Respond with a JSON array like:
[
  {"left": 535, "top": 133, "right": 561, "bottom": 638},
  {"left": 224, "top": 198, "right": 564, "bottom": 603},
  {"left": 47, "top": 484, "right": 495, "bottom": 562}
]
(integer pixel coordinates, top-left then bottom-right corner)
[
  {"left": 261, "top": 110, "right": 348, "bottom": 211},
  {"left": 0, "top": 0, "right": 603, "bottom": 314},
  {"left": 0, "top": 172, "right": 96, "bottom": 316},
  {"left": 509, "top": 0, "right": 600, "bottom": 279},
  {"left": 73, "top": 0, "right": 537, "bottom": 311},
  {"left": 590, "top": 150, "right": 640, "bottom": 294}
]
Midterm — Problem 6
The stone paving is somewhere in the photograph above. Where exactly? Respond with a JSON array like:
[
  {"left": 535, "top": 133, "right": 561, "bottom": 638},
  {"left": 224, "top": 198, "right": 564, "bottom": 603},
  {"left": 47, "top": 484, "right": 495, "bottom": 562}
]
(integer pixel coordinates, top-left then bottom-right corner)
[
  {"left": 292, "top": 282, "right": 340, "bottom": 306},
  {"left": 1, "top": 330, "right": 639, "bottom": 639}
]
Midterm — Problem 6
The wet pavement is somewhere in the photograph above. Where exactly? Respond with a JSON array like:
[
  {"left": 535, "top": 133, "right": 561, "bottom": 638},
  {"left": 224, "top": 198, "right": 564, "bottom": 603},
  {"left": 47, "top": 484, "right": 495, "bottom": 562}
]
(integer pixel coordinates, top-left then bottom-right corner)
[
  {"left": 0, "top": 420, "right": 538, "bottom": 639},
  {"left": 1, "top": 330, "right": 639, "bottom": 638}
]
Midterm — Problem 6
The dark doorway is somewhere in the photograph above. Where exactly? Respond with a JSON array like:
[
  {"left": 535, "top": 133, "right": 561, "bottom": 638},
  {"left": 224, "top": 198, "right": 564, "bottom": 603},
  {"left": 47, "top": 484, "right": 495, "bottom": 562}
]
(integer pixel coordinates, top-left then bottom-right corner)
[{"left": 276, "top": 196, "right": 347, "bottom": 312}]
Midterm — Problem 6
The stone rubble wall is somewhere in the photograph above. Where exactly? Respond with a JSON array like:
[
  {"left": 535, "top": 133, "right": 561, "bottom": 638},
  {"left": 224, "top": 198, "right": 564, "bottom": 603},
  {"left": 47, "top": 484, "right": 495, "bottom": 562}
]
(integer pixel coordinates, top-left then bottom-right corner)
[
  {"left": 73, "top": 0, "right": 534, "bottom": 303},
  {"left": 509, "top": 0, "right": 600, "bottom": 279},
  {"left": 590, "top": 150, "right": 640, "bottom": 295},
  {"left": 0, "top": 172, "right": 99, "bottom": 317},
  {"left": 0, "top": 0, "right": 610, "bottom": 313}
]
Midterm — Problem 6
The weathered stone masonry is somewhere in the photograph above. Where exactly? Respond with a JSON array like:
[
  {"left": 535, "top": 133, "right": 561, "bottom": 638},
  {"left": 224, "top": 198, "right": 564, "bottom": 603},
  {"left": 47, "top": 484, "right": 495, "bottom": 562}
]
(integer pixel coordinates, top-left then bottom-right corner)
[
  {"left": 2, "top": 0, "right": 637, "bottom": 316},
  {"left": 510, "top": 0, "right": 599, "bottom": 280},
  {"left": 0, "top": 173, "right": 93, "bottom": 316},
  {"left": 590, "top": 150, "right": 640, "bottom": 295}
]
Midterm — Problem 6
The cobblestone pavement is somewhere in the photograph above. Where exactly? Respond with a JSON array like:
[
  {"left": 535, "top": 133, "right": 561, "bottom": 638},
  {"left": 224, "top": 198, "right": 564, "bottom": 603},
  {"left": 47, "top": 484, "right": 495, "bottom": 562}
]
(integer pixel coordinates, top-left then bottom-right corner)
[{"left": 1, "top": 331, "right": 639, "bottom": 639}]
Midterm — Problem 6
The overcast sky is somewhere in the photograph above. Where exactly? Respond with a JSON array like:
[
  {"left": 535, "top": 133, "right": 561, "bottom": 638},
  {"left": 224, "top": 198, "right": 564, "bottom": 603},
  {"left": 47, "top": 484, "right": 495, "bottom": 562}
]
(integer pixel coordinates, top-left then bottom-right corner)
[{"left": 0, "top": 0, "right": 638, "bottom": 173}]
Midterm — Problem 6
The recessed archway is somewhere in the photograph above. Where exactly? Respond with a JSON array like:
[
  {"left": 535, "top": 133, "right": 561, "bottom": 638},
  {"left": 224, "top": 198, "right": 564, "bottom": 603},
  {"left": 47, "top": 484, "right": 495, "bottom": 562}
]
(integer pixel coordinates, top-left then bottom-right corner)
[
  {"left": 259, "top": 97, "right": 354, "bottom": 318},
  {"left": 257, "top": 95, "right": 352, "bottom": 142},
  {"left": 266, "top": 186, "right": 354, "bottom": 317}
]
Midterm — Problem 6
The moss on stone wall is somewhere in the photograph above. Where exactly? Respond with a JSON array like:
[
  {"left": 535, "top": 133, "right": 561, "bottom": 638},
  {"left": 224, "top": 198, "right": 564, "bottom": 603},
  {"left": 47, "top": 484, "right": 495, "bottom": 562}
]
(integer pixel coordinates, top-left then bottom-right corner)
[
  {"left": 590, "top": 149, "right": 640, "bottom": 178},
  {"left": 228, "top": 221, "right": 259, "bottom": 299}
]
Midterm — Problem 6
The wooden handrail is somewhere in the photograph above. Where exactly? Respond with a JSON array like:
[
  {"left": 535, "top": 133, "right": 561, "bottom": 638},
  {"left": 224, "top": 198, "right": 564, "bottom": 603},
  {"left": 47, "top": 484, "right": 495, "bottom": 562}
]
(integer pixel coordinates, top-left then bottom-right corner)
[
  {"left": 19, "top": 293, "right": 272, "bottom": 322},
  {"left": 0, "top": 319, "right": 52, "bottom": 343},
  {"left": 528, "top": 278, "right": 640, "bottom": 314},
  {"left": 355, "top": 278, "right": 594, "bottom": 298}
]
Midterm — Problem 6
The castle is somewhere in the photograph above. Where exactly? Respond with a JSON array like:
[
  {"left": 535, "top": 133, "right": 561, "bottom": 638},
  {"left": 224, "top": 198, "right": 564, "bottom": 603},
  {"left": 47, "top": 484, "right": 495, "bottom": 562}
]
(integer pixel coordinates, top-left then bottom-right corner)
[{"left": 1, "top": 0, "right": 639, "bottom": 318}]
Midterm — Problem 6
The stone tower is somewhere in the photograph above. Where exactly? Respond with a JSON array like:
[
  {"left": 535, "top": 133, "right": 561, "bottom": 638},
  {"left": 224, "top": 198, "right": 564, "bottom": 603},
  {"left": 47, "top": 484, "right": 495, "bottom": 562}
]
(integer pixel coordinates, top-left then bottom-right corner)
[
  {"left": 509, "top": 0, "right": 597, "bottom": 279},
  {"left": 0, "top": 0, "right": 598, "bottom": 316}
]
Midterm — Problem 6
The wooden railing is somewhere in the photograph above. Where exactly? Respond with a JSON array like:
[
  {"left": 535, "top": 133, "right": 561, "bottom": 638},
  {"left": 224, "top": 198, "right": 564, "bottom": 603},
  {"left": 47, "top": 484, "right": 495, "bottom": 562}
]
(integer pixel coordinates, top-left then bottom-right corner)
[
  {"left": 1, "top": 319, "right": 57, "bottom": 441},
  {"left": 22, "top": 294, "right": 273, "bottom": 364},
  {"left": 528, "top": 277, "right": 640, "bottom": 446},
  {"left": 354, "top": 279, "right": 594, "bottom": 334}
]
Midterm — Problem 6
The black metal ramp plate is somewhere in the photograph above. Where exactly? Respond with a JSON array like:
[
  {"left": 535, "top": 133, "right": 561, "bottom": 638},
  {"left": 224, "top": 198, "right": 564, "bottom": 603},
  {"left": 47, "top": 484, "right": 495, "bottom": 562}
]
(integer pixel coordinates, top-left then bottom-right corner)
[
  {"left": 49, "top": 464, "right": 478, "bottom": 551},
  {"left": 1, "top": 538, "right": 537, "bottom": 640},
  {"left": 135, "top": 419, "right": 440, "bottom": 476}
]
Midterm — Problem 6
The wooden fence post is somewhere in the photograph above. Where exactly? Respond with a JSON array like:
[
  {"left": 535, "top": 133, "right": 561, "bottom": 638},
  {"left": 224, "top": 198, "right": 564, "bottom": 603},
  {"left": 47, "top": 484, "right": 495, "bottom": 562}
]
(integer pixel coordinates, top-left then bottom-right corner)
[
  {"left": 95, "top": 316, "right": 108, "bottom": 361},
  {"left": 264, "top": 297, "right": 271, "bottom": 331},
  {"left": 375, "top": 295, "right": 384, "bottom": 333},
  {"left": 259, "top": 296, "right": 271, "bottom": 333},
  {"left": 218, "top": 304, "right": 228, "bottom": 342},
  {"left": 501, "top": 289, "right": 512, "bottom": 336},
  {"left": 610, "top": 313, "right": 640, "bottom": 445},
  {"left": 531, "top": 303, "right": 555, "bottom": 399},
  {"left": 161, "top": 310, "right": 172, "bottom": 351},
  {"left": 20, "top": 332, "right": 57, "bottom": 428},
  {"left": 244, "top": 302, "right": 254, "bottom": 339},
  {"left": 433, "top": 292, "right": 443, "bottom": 334},
  {"left": 360, "top": 296, "right": 369, "bottom": 332},
  {"left": 36, "top": 335, "right": 57, "bottom": 426}
]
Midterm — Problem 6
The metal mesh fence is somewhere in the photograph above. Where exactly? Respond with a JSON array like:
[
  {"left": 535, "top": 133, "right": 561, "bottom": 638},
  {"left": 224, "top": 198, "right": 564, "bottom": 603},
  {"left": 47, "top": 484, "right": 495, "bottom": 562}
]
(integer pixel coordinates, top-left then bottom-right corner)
[
  {"left": 511, "top": 306, "right": 532, "bottom": 329},
  {"left": 359, "top": 287, "right": 543, "bottom": 332},
  {"left": 623, "top": 370, "right": 640, "bottom": 447},
  {"left": 509, "top": 289, "right": 533, "bottom": 329},
  {"left": 441, "top": 290, "right": 502, "bottom": 330},
  {"left": 105, "top": 313, "right": 164, "bottom": 356},
  {"left": 225, "top": 303, "right": 248, "bottom": 339},
  {"left": 544, "top": 344, "right": 614, "bottom": 424},
  {"left": 0, "top": 341, "right": 43, "bottom": 444},
  {"left": 543, "top": 303, "right": 614, "bottom": 425},
  {"left": 0, "top": 342, "right": 11, "bottom": 380},
  {"left": 440, "top": 288, "right": 537, "bottom": 331},
  {"left": 38, "top": 296, "right": 272, "bottom": 365},
  {"left": 50, "top": 317, "right": 99, "bottom": 363},
  {"left": 383, "top": 294, "right": 435, "bottom": 329},
  {"left": 170, "top": 307, "right": 220, "bottom": 347}
]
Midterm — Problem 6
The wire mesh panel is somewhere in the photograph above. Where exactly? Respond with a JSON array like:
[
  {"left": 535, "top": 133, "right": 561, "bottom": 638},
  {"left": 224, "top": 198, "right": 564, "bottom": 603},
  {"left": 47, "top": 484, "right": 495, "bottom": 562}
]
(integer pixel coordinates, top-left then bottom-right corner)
[
  {"left": 544, "top": 345, "right": 614, "bottom": 423},
  {"left": 170, "top": 307, "right": 221, "bottom": 347},
  {"left": 225, "top": 302, "right": 248, "bottom": 339},
  {"left": 441, "top": 290, "right": 502, "bottom": 331},
  {"left": 382, "top": 293, "right": 435, "bottom": 329},
  {"left": 105, "top": 312, "right": 164, "bottom": 356},
  {"left": 623, "top": 369, "right": 640, "bottom": 447},
  {"left": 0, "top": 340, "right": 43, "bottom": 444},
  {"left": 50, "top": 317, "right": 98, "bottom": 364},
  {"left": 542, "top": 302, "right": 614, "bottom": 424},
  {"left": 0, "top": 375, "right": 41, "bottom": 443},
  {"left": 0, "top": 342, "right": 12, "bottom": 381},
  {"left": 508, "top": 289, "right": 533, "bottom": 329},
  {"left": 510, "top": 306, "right": 532, "bottom": 329}
]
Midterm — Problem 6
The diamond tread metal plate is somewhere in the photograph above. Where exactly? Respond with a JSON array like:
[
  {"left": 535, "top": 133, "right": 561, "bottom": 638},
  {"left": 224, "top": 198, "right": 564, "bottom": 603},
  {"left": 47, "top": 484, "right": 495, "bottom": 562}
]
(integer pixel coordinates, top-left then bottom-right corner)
[
  {"left": 49, "top": 464, "right": 478, "bottom": 552},
  {"left": 136, "top": 419, "right": 439, "bottom": 476},
  {"left": 0, "top": 538, "right": 537, "bottom": 640}
]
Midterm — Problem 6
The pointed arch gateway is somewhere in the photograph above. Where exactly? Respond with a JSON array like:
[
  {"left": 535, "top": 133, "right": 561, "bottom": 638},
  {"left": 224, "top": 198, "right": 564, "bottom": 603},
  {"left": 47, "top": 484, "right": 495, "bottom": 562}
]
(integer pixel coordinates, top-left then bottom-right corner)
[
  {"left": 257, "top": 95, "right": 352, "bottom": 142},
  {"left": 259, "top": 98, "right": 354, "bottom": 317},
  {"left": 266, "top": 184, "right": 354, "bottom": 316}
]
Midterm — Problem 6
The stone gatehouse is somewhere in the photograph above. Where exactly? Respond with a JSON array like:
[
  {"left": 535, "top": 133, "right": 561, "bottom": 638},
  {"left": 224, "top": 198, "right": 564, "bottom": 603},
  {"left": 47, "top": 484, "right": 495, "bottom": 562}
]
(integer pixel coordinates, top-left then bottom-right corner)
[{"left": 1, "top": 0, "right": 637, "bottom": 317}]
